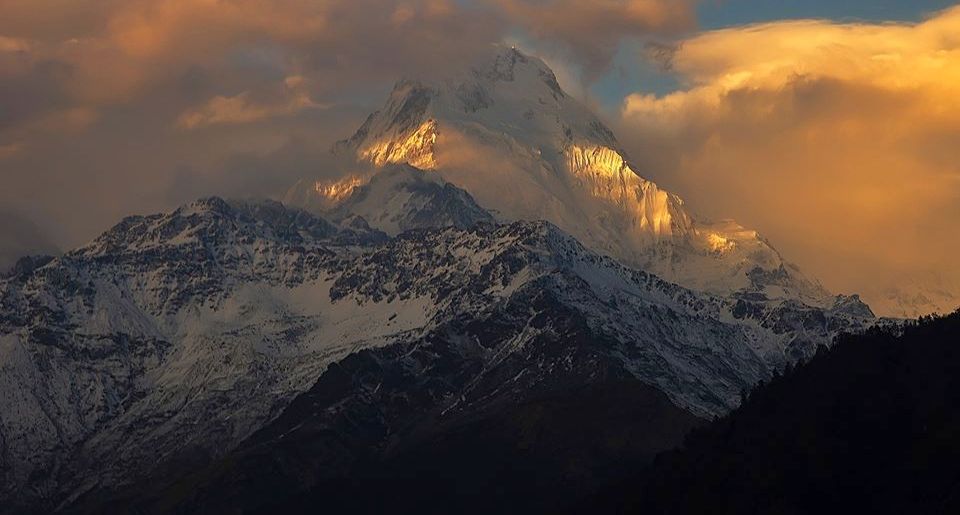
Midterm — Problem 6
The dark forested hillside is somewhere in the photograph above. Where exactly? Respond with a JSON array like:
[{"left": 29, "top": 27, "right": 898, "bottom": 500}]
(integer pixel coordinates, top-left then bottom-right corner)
[
  {"left": 71, "top": 380, "right": 704, "bottom": 514},
  {"left": 599, "top": 311, "right": 960, "bottom": 515}
]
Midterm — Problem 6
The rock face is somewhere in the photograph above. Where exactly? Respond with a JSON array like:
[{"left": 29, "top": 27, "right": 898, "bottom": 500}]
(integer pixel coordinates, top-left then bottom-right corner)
[
  {"left": 0, "top": 189, "right": 874, "bottom": 511},
  {"left": 289, "top": 45, "right": 831, "bottom": 305}
]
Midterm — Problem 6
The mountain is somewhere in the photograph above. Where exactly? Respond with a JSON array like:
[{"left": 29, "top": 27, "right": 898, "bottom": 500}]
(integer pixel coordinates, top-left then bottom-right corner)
[
  {"left": 0, "top": 198, "right": 378, "bottom": 509},
  {"left": 326, "top": 164, "right": 495, "bottom": 236},
  {"left": 595, "top": 310, "right": 960, "bottom": 515},
  {"left": 0, "top": 190, "right": 873, "bottom": 512},
  {"left": 288, "top": 45, "right": 831, "bottom": 306},
  {"left": 863, "top": 272, "right": 960, "bottom": 319}
]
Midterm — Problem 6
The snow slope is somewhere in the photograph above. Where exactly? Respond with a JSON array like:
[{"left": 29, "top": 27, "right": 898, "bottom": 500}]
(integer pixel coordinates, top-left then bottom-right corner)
[{"left": 326, "top": 164, "right": 494, "bottom": 236}]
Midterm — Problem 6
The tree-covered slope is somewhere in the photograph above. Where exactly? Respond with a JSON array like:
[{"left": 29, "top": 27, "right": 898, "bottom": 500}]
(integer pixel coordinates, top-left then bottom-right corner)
[{"left": 602, "top": 311, "right": 960, "bottom": 515}]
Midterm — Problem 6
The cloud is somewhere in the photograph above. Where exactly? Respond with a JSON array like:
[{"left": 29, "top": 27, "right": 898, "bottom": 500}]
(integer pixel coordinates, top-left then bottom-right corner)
[
  {"left": 0, "top": 210, "right": 59, "bottom": 273},
  {"left": 494, "top": 0, "right": 696, "bottom": 78},
  {"left": 0, "top": 0, "right": 505, "bottom": 249},
  {"left": 0, "top": 0, "right": 696, "bottom": 254},
  {"left": 4, "top": 0, "right": 948, "bottom": 317},
  {"left": 618, "top": 6, "right": 960, "bottom": 315},
  {"left": 177, "top": 76, "right": 328, "bottom": 129},
  {"left": 0, "top": 36, "right": 30, "bottom": 53},
  {"left": 0, "top": 142, "right": 23, "bottom": 159},
  {"left": 0, "top": 0, "right": 504, "bottom": 108},
  {"left": 0, "top": 0, "right": 695, "bottom": 145}
]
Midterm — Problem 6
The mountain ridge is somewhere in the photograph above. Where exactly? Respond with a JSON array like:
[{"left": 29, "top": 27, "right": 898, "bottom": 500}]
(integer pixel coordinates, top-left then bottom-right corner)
[{"left": 0, "top": 188, "right": 874, "bottom": 511}]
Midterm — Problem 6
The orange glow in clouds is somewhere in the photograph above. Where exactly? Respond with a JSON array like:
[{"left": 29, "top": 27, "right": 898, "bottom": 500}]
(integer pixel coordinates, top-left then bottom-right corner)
[{"left": 620, "top": 6, "right": 960, "bottom": 316}]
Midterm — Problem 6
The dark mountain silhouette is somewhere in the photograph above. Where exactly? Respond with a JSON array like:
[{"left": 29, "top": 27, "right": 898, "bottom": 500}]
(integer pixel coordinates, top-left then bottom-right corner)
[{"left": 70, "top": 379, "right": 704, "bottom": 514}]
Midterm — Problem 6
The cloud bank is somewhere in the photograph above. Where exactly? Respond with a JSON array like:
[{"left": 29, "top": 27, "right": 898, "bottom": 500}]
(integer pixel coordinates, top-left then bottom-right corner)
[
  {"left": 618, "top": 6, "right": 960, "bottom": 314},
  {"left": 6, "top": 0, "right": 952, "bottom": 315}
]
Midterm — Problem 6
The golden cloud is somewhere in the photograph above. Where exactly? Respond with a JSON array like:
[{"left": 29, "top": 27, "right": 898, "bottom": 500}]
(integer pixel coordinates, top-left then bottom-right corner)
[
  {"left": 0, "top": 0, "right": 693, "bottom": 140},
  {"left": 620, "top": 6, "right": 960, "bottom": 316},
  {"left": 177, "top": 76, "right": 327, "bottom": 129},
  {"left": 0, "top": 0, "right": 501, "bottom": 112},
  {"left": 0, "top": 0, "right": 510, "bottom": 253},
  {"left": 0, "top": 142, "right": 23, "bottom": 159}
]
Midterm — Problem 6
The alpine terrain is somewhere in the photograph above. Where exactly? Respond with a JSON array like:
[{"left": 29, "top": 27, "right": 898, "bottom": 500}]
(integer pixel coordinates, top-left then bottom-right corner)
[{"left": 0, "top": 46, "right": 880, "bottom": 513}]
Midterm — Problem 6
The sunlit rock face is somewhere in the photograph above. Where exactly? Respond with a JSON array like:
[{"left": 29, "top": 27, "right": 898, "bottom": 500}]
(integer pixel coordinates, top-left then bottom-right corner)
[
  {"left": 296, "top": 45, "right": 833, "bottom": 306},
  {"left": 315, "top": 175, "right": 364, "bottom": 203},
  {"left": 359, "top": 119, "right": 438, "bottom": 169},
  {"left": 565, "top": 144, "right": 692, "bottom": 241}
]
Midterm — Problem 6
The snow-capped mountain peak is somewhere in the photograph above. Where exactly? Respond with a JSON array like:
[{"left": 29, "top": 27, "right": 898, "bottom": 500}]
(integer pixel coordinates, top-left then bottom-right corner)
[{"left": 291, "top": 45, "right": 834, "bottom": 307}]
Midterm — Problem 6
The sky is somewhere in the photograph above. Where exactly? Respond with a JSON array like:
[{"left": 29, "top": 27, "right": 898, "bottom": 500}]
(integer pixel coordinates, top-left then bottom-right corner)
[
  {"left": 0, "top": 0, "right": 958, "bottom": 314},
  {"left": 592, "top": 0, "right": 959, "bottom": 103},
  {"left": 698, "top": 0, "right": 957, "bottom": 27}
]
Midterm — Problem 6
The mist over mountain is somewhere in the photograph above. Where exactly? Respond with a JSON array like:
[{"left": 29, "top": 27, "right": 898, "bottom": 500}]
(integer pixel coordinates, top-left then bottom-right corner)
[
  {"left": 0, "top": 212, "right": 58, "bottom": 274},
  {"left": 289, "top": 46, "right": 831, "bottom": 307},
  {"left": 862, "top": 272, "right": 960, "bottom": 319}
]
